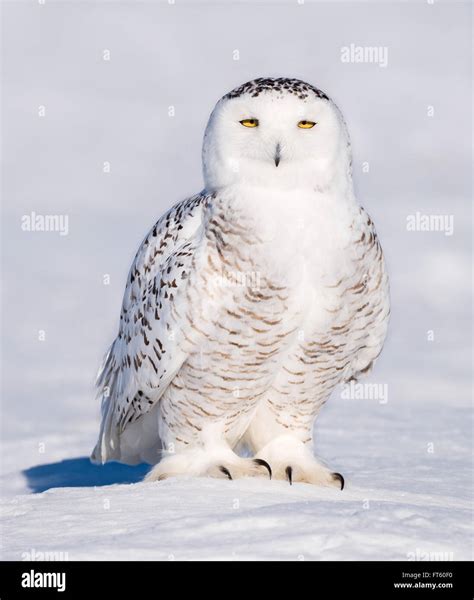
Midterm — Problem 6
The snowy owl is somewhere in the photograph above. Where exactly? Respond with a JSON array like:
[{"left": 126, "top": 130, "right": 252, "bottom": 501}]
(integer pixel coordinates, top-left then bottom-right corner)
[{"left": 92, "top": 77, "right": 390, "bottom": 488}]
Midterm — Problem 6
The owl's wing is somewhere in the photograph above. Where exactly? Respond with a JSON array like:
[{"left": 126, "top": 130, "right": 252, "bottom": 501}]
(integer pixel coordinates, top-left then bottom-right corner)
[
  {"left": 91, "top": 193, "right": 210, "bottom": 464},
  {"left": 345, "top": 206, "right": 390, "bottom": 381}
]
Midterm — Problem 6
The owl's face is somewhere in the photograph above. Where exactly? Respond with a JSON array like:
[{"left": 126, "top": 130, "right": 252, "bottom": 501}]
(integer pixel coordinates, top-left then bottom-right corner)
[{"left": 202, "top": 78, "right": 351, "bottom": 192}]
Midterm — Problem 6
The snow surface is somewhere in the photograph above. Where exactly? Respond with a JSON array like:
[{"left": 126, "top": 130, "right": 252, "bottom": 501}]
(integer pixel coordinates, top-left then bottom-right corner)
[
  {"left": 1, "top": 1, "right": 472, "bottom": 561},
  {"left": 1, "top": 400, "right": 472, "bottom": 561}
]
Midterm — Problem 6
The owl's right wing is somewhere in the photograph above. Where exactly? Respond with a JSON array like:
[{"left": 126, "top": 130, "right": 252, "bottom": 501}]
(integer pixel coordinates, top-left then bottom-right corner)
[{"left": 91, "top": 192, "right": 211, "bottom": 464}]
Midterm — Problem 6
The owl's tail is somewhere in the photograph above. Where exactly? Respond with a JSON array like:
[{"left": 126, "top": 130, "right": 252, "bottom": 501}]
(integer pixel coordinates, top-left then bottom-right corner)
[
  {"left": 91, "top": 342, "right": 163, "bottom": 466},
  {"left": 91, "top": 343, "right": 122, "bottom": 464}
]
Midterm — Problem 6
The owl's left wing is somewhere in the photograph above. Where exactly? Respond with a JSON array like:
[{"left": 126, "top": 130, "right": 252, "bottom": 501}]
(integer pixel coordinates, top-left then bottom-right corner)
[
  {"left": 345, "top": 205, "right": 391, "bottom": 381},
  {"left": 92, "top": 193, "right": 210, "bottom": 464}
]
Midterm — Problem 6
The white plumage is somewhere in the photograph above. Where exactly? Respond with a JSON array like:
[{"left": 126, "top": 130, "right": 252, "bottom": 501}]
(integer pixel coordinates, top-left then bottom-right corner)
[{"left": 92, "top": 78, "right": 390, "bottom": 487}]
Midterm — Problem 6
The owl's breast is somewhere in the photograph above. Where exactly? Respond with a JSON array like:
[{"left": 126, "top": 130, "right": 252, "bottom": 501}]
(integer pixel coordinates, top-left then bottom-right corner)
[{"left": 198, "top": 191, "right": 363, "bottom": 337}]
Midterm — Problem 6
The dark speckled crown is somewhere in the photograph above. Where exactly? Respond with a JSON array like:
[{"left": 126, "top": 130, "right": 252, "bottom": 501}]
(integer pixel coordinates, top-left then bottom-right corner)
[{"left": 225, "top": 77, "right": 329, "bottom": 101}]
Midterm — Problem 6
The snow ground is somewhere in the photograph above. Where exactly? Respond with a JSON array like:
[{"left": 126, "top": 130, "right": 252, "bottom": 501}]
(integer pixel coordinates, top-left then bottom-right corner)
[
  {"left": 1, "top": 2, "right": 472, "bottom": 561},
  {"left": 1, "top": 400, "right": 471, "bottom": 561}
]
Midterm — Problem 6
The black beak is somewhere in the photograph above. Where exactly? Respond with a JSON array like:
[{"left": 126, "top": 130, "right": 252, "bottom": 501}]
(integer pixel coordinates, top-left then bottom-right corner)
[{"left": 274, "top": 143, "right": 281, "bottom": 167}]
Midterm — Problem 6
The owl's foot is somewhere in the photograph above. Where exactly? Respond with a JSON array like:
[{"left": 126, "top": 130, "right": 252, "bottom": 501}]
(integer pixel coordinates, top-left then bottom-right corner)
[
  {"left": 284, "top": 465, "right": 344, "bottom": 489},
  {"left": 145, "top": 445, "right": 271, "bottom": 482},
  {"left": 255, "top": 435, "right": 344, "bottom": 489},
  {"left": 206, "top": 458, "right": 272, "bottom": 480}
]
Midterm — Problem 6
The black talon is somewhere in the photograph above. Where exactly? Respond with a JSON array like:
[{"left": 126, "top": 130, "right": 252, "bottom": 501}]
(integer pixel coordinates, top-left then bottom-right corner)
[
  {"left": 219, "top": 466, "right": 233, "bottom": 480},
  {"left": 333, "top": 472, "right": 344, "bottom": 490},
  {"left": 253, "top": 458, "right": 272, "bottom": 480},
  {"left": 285, "top": 466, "right": 293, "bottom": 485}
]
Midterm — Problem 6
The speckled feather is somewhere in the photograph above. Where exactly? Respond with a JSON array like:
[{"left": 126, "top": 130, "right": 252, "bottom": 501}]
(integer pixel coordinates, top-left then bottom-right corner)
[{"left": 225, "top": 77, "right": 329, "bottom": 101}]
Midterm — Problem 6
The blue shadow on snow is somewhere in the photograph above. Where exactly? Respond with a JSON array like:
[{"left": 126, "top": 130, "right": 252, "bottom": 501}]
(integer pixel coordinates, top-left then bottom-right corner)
[{"left": 23, "top": 457, "right": 151, "bottom": 493}]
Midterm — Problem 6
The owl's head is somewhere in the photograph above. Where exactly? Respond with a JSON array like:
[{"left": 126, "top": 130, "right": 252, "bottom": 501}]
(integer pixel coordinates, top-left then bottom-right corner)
[{"left": 202, "top": 77, "right": 352, "bottom": 193}]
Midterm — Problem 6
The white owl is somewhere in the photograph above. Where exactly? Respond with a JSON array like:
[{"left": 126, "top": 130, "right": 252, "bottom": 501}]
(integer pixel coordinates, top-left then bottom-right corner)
[{"left": 92, "top": 77, "right": 390, "bottom": 488}]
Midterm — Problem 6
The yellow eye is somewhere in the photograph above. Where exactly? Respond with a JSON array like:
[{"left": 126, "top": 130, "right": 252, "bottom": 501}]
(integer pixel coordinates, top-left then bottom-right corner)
[
  {"left": 240, "top": 118, "right": 259, "bottom": 128},
  {"left": 298, "top": 120, "right": 316, "bottom": 129}
]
